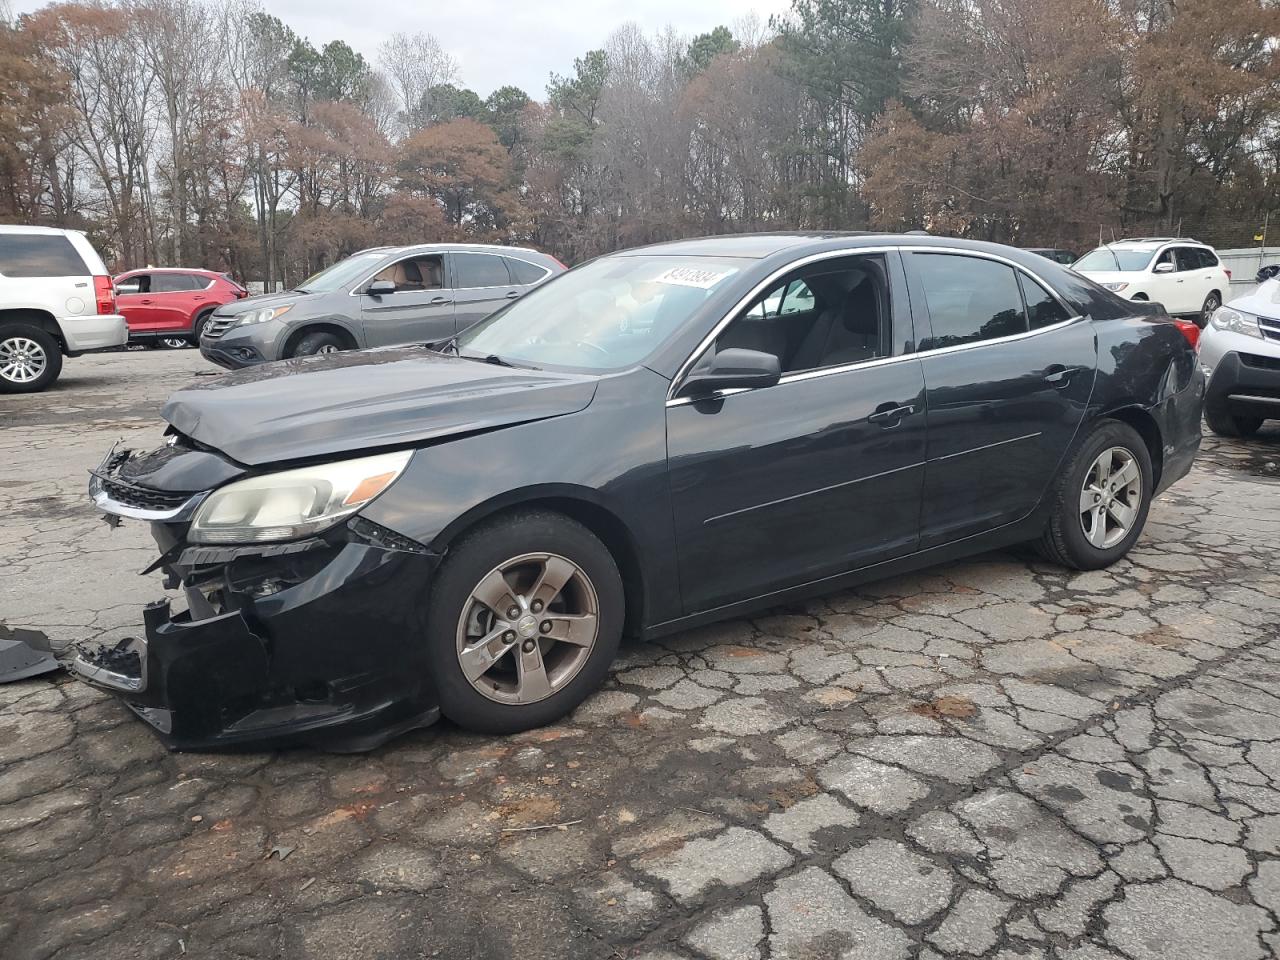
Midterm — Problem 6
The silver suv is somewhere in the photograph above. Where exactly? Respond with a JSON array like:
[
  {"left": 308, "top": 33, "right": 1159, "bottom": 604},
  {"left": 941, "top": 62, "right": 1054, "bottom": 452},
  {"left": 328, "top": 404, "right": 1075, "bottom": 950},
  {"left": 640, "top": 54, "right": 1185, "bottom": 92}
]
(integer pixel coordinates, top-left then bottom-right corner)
[{"left": 200, "top": 243, "right": 564, "bottom": 369}]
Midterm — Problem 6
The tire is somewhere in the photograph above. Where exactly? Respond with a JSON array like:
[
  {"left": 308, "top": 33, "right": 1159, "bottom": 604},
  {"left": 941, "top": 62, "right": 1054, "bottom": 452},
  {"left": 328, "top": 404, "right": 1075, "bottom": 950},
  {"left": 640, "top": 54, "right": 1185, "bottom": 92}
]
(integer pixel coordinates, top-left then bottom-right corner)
[
  {"left": 1205, "top": 407, "right": 1263, "bottom": 438},
  {"left": 0, "top": 324, "right": 62, "bottom": 393},
  {"left": 188, "top": 310, "right": 213, "bottom": 346},
  {"left": 289, "top": 330, "right": 345, "bottom": 358},
  {"left": 1037, "top": 420, "right": 1153, "bottom": 571},
  {"left": 1199, "top": 291, "right": 1222, "bottom": 329},
  {"left": 426, "top": 509, "right": 624, "bottom": 734},
  {"left": 160, "top": 337, "right": 189, "bottom": 349}
]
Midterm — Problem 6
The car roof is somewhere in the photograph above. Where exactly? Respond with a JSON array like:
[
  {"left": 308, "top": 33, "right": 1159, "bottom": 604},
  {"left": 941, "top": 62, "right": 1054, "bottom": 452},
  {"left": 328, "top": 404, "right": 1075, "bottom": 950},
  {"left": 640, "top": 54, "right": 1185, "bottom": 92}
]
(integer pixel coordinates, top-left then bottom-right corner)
[
  {"left": 353, "top": 243, "right": 547, "bottom": 258},
  {"left": 0, "top": 225, "right": 85, "bottom": 236},
  {"left": 610, "top": 232, "right": 1065, "bottom": 266},
  {"left": 116, "top": 267, "right": 222, "bottom": 275}
]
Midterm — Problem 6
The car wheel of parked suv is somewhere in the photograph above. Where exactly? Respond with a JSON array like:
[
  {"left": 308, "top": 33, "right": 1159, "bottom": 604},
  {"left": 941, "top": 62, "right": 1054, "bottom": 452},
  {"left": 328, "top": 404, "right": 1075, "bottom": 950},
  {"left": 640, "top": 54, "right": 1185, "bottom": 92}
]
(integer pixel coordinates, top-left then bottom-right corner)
[
  {"left": 1038, "top": 420, "right": 1152, "bottom": 570},
  {"left": 426, "top": 510, "right": 624, "bottom": 734},
  {"left": 1200, "top": 292, "right": 1221, "bottom": 329},
  {"left": 1205, "top": 408, "right": 1263, "bottom": 438},
  {"left": 291, "top": 331, "right": 345, "bottom": 358},
  {"left": 0, "top": 325, "right": 62, "bottom": 393}
]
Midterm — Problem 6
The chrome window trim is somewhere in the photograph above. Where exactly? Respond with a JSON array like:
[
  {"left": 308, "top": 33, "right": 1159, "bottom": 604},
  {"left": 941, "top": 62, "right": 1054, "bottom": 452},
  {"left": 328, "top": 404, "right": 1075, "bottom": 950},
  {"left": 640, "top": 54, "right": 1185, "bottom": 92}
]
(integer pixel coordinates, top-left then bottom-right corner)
[{"left": 667, "top": 244, "right": 1085, "bottom": 405}]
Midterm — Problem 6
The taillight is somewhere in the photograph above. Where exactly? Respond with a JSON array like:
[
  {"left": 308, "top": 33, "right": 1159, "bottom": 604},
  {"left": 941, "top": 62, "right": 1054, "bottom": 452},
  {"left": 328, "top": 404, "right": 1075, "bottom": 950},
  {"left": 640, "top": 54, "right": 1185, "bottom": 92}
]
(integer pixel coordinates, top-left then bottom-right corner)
[
  {"left": 93, "top": 275, "right": 115, "bottom": 315},
  {"left": 1225, "top": 269, "right": 1232, "bottom": 280},
  {"left": 1170, "top": 318, "right": 1200, "bottom": 351}
]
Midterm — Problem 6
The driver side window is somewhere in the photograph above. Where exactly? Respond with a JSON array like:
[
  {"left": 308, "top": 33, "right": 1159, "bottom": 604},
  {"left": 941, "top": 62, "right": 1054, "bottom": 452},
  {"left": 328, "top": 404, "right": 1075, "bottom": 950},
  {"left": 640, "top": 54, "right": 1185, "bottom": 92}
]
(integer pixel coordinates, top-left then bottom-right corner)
[
  {"left": 372, "top": 255, "right": 444, "bottom": 292},
  {"left": 712, "top": 255, "right": 891, "bottom": 374}
]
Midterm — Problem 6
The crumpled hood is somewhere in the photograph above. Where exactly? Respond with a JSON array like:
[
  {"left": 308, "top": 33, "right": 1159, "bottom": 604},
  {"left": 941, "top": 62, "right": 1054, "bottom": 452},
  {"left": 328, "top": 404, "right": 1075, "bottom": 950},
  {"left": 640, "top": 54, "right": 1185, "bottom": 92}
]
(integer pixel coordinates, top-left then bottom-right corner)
[
  {"left": 163, "top": 347, "right": 599, "bottom": 466},
  {"left": 1227, "top": 277, "right": 1280, "bottom": 315}
]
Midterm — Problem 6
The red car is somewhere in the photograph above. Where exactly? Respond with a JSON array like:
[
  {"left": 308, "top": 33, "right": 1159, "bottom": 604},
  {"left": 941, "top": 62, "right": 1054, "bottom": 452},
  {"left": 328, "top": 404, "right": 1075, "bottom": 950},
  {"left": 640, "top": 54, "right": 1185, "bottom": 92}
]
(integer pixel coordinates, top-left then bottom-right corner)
[{"left": 114, "top": 268, "right": 248, "bottom": 347}]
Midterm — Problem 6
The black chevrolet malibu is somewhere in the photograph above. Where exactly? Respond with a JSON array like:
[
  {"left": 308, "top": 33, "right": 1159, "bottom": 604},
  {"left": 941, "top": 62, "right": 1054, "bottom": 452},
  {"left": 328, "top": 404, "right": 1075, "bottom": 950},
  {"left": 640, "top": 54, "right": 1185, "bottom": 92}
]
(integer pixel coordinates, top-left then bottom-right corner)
[{"left": 76, "top": 233, "right": 1204, "bottom": 750}]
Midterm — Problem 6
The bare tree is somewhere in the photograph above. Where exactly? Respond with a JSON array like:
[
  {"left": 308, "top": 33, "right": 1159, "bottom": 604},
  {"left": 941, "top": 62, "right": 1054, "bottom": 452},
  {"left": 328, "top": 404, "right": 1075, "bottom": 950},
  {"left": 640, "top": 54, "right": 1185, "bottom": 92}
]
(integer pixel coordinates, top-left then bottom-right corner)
[{"left": 377, "top": 31, "right": 458, "bottom": 129}]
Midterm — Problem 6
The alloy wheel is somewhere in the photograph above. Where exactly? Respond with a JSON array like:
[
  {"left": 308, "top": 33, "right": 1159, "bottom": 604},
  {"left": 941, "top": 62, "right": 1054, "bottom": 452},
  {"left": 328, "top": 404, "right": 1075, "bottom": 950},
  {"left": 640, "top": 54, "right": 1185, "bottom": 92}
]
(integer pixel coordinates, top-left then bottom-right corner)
[
  {"left": 0, "top": 336, "right": 48, "bottom": 384},
  {"left": 1202, "top": 294, "right": 1220, "bottom": 325},
  {"left": 1079, "top": 446, "right": 1142, "bottom": 549},
  {"left": 455, "top": 552, "right": 600, "bottom": 705},
  {"left": 161, "top": 337, "right": 188, "bottom": 349}
]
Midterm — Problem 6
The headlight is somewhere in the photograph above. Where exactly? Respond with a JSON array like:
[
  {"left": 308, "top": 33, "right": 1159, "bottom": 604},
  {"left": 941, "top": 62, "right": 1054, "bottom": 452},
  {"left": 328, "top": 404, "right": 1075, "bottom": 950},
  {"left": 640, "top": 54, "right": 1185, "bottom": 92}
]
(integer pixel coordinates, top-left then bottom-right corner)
[
  {"left": 188, "top": 450, "right": 412, "bottom": 544},
  {"left": 236, "top": 304, "right": 293, "bottom": 326},
  {"left": 1102, "top": 282, "right": 1129, "bottom": 292},
  {"left": 1209, "top": 306, "right": 1263, "bottom": 339}
]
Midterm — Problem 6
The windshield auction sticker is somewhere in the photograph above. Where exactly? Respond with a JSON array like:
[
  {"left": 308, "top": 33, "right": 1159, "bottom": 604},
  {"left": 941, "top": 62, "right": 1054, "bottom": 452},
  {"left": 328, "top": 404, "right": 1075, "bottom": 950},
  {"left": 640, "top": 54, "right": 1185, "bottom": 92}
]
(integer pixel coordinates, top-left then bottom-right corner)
[{"left": 653, "top": 266, "right": 737, "bottom": 289}]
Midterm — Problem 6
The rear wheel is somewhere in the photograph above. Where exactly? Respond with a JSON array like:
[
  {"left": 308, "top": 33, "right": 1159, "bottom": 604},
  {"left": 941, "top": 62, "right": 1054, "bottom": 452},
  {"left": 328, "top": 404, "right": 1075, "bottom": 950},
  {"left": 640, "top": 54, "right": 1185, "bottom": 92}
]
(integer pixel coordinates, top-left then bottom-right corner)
[
  {"left": 1038, "top": 420, "right": 1152, "bottom": 570},
  {"left": 1205, "top": 407, "right": 1263, "bottom": 438},
  {"left": 0, "top": 325, "right": 62, "bottom": 393},
  {"left": 187, "top": 309, "right": 214, "bottom": 346},
  {"left": 426, "top": 510, "right": 624, "bottom": 734},
  {"left": 290, "top": 330, "right": 345, "bottom": 358},
  {"left": 160, "top": 337, "right": 189, "bottom": 349},
  {"left": 1199, "top": 292, "right": 1221, "bottom": 328}
]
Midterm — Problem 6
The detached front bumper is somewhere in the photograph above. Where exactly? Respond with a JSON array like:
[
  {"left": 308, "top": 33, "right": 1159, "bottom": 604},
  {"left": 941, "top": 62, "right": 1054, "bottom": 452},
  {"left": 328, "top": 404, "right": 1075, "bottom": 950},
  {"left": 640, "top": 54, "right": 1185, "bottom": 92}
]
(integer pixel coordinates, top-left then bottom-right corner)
[{"left": 78, "top": 454, "right": 443, "bottom": 750}]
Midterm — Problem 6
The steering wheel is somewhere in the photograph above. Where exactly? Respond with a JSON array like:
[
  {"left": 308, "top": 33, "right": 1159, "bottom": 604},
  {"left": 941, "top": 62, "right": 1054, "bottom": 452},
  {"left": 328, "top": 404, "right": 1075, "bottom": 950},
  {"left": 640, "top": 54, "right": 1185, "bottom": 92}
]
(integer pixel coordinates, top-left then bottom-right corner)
[{"left": 573, "top": 340, "right": 610, "bottom": 358}]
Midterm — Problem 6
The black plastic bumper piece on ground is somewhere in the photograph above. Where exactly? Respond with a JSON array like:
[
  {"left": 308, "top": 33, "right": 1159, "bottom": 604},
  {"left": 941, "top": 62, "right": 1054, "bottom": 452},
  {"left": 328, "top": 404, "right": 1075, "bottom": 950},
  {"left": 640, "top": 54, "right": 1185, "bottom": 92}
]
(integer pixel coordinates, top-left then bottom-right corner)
[{"left": 69, "top": 540, "right": 444, "bottom": 751}]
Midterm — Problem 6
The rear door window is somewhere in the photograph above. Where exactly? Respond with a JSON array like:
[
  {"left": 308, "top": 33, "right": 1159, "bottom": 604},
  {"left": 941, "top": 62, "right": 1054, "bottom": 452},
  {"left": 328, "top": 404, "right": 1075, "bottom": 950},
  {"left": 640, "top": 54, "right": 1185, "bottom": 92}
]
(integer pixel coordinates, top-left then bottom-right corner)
[
  {"left": 0, "top": 234, "right": 89, "bottom": 277},
  {"left": 454, "top": 253, "right": 512, "bottom": 288},
  {"left": 914, "top": 254, "right": 1028, "bottom": 350},
  {"left": 504, "top": 257, "right": 548, "bottom": 285},
  {"left": 152, "top": 273, "right": 199, "bottom": 293}
]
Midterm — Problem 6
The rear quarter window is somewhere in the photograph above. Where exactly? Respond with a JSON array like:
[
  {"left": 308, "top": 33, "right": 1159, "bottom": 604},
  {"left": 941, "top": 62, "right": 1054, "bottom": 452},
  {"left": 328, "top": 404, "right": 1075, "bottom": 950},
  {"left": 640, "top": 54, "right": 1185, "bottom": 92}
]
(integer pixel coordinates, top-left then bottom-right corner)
[
  {"left": 0, "top": 234, "right": 89, "bottom": 277},
  {"left": 505, "top": 257, "right": 549, "bottom": 285}
]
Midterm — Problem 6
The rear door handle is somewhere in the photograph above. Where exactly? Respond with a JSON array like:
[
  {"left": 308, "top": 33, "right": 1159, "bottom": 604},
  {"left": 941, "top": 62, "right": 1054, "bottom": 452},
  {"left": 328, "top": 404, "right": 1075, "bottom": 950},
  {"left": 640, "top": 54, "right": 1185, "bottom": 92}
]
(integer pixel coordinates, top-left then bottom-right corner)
[
  {"left": 1044, "top": 364, "right": 1083, "bottom": 385},
  {"left": 429, "top": 296, "right": 452, "bottom": 305},
  {"left": 867, "top": 403, "right": 917, "bottom": 425},
  {"left": 505, "top": 291, "right": 521, "bottom": 299}
]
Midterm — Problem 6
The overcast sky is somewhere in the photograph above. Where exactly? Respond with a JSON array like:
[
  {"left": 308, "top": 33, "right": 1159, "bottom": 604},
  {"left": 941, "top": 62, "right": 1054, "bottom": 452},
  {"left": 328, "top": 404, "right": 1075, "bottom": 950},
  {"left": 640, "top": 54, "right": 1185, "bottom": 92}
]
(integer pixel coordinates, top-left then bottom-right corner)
[{"left": 13, "top": 0, "right": 795, "bottom": 98}]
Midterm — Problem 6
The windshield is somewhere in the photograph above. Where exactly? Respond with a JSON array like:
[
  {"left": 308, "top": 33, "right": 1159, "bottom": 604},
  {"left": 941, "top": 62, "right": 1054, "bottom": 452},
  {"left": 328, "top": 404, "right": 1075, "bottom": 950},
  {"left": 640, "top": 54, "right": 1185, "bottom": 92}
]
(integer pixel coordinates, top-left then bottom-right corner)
[
  {"left": 455, "top": 255, "right": 744, "bottom": 370},
  {"left": 1074, "top": 247, "right": 1155, "bottom": 272},
  {"left": 297, "top": 251, "right": 389, "bottom": 292}
]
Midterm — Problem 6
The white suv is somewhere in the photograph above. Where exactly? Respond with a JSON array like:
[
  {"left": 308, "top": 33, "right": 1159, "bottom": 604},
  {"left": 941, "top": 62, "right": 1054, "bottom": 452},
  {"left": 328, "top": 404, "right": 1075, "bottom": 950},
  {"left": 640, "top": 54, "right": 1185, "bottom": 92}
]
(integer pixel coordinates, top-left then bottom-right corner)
[
  {"left": 1073, "top": 238, "right": 1231, "bottom": 327},
  {"left": 0, "top": 226, "right": 127, "bottom": 393}
]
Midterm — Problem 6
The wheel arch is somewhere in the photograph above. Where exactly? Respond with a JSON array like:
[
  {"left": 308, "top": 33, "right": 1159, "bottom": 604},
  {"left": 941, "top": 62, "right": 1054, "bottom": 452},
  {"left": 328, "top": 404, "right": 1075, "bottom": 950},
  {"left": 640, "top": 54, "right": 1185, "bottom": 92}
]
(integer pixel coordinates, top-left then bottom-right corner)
[
  {"left": 281, "top": 321, "right": 359, "bottom": 358},
  {"left": 1098, "top": 404, "right": 1164, "bottom": 490},
  {"left": 0, "top": 308, "right": 65, "bottom": 352},
  {"left": 431, "top": 484, "right": 648, "bottom": 637}
]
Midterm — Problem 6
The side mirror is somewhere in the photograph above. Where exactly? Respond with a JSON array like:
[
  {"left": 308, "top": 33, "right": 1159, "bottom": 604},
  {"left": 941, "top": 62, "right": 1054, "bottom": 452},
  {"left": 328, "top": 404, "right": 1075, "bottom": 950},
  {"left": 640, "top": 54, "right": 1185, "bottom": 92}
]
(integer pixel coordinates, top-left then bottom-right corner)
[
  {"left": 677, "top": 347, "right": 781, "bottom": 399},
  {"left": 1153, "top": 262, "right": 1175, "bottom": 274},
  {"left": 367, "top": 279, "right": 396, "bottom": 296}
]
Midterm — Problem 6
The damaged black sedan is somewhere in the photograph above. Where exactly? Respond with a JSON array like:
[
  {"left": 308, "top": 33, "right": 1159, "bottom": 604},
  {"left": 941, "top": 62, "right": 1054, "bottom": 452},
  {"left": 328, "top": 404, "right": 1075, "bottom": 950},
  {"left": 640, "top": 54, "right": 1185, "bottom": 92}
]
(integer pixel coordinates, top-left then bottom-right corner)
[{"left": 75, "top": 233, "right": 1204, "bottom": 750}]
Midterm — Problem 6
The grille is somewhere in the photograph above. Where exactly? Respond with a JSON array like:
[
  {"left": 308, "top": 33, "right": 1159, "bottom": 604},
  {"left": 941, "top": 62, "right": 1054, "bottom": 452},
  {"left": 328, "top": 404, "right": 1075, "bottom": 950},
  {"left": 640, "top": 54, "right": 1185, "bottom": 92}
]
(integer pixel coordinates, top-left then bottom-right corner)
[
  {"left": 100, "top": 477, "right": 191, "bottom": 512},
  {"left": 1241, "top": 353, "right": 1280, "bottom": 372},
  {"left": 1258, "top": 315, "right": 1280, "bottom": 342},
  {"left": 202, "top": 315, "right": 238, "bottom": 340}
]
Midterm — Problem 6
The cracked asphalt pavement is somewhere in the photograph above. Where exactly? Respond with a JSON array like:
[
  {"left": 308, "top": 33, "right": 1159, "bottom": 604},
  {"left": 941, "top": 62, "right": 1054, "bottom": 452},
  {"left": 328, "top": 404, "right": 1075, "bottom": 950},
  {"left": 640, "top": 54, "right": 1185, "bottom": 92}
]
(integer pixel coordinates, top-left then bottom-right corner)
[{"left": 4, "top": 350, "right": 1280, "bottom": 960}]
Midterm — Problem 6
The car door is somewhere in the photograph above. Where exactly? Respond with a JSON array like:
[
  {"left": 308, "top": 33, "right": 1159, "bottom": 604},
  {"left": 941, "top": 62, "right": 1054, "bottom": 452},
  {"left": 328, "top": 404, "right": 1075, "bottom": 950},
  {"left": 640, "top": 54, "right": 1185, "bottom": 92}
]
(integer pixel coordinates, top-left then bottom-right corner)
[
  {"left": 666, "top": 250, "right": 927, "bottom": 613},
  {"left": 359, "top": 253, "right": 456, "bottom": 346},
  {"left": 451, "top": 252, "right": 522, "bottom": 331},
  {"left": 904, "top": 250, "right": 1097, "bottom": 549},
  {"left": 114, "top": 272, "right": 156, "bottom": 332},
  {"left": 1177, "top": 247, "right": 1216, "bottom": 315},
  {"left": 150, "top": 273, "right": 202, "bottom": 331}
]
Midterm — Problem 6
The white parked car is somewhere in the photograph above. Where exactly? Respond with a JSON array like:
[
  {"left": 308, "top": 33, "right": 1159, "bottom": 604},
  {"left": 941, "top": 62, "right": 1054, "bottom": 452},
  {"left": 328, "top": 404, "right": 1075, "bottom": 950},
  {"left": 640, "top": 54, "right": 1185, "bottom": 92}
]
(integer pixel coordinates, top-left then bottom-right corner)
[
  {"left": 1073, "top": 239, "right": 1231, "bottom": 327},
  {"left": 1199, "top": 280, "right": 1280, "bottom": 437},
  {"left": 0, "top": 226, "right": 127, "bottom": 393}
]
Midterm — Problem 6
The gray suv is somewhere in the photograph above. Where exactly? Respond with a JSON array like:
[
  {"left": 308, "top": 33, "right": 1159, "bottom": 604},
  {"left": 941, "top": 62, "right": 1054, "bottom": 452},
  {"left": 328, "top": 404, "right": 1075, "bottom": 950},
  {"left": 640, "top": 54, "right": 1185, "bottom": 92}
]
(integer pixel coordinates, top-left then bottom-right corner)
[{"left": 199, "top": 243, "right": 564, "bottom": 369}]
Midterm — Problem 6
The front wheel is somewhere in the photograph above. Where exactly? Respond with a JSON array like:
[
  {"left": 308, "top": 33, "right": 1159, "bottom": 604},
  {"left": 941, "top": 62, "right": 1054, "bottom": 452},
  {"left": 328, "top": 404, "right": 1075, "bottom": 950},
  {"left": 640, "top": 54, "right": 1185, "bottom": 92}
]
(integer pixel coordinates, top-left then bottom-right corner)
[
  {"left": 426, "top": 510, "right": 624, "bottom": 734},
  {"left": 1038, "top": 420, "right": 1153, "bottom": 570},
  {"left": 290, "top": 331, "right": 345, "bottom": 358},
  {"left": 0, "top": 325, "right": 62, "bottom": 393},
  {"left": 1205, "top": 407, "right": 1263, "bottom": 438}
]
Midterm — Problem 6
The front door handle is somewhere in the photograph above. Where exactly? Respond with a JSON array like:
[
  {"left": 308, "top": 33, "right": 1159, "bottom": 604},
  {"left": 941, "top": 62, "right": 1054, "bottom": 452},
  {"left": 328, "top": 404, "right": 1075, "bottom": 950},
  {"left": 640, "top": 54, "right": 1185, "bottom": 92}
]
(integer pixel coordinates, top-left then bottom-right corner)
[
  {"left": 505, "top": 291, "right": 521, "bottom": 299},
  {"left": 1044, "top": 364, "right": 1083, "bottom": 385},
  {"left": 429, "top": 296, "right": 452, "bottom": 305},
  {"left": 867, "top": 403, "right": 917, "bottom": 425},
  {"left": 140, "top": 298, "right": 152, "bottom": 304}
]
